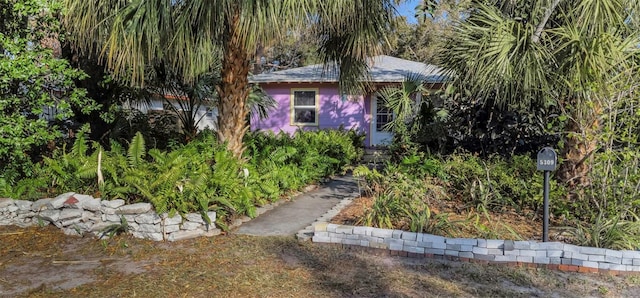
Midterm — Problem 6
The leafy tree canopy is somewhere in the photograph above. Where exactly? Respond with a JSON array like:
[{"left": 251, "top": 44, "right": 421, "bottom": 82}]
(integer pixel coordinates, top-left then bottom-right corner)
[
  {"left": 64, "top": 0, "right": 398, "bottom": 157},
  {"left": 0, "top": 0, "right": 97, "bottom": 181}
]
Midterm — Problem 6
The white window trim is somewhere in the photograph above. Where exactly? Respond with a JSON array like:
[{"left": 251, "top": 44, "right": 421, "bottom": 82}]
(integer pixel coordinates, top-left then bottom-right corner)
[{"left": 290, "top": 88, "right": 319, "bottom": 126}]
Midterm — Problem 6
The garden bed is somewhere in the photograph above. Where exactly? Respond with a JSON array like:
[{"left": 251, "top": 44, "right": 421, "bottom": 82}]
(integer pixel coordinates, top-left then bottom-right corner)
[{"left": 331, "top": 196, "right": 546, "bottom": 241}]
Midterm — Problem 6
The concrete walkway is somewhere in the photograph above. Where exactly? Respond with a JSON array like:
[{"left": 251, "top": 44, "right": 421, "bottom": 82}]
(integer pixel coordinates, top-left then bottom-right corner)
[{"left": 233, "top": 175, "right": 359, "bottom": 236}]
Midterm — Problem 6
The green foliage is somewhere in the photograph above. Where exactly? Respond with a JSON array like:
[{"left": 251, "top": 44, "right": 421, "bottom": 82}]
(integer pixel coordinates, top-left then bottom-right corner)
[
  {"left": 100, "top": 215, "right": 130, "bottom": 239},
  {"left": 245, "top": 128, "right": 364, "bottom": 202},
  {"left": 444, "top": 153, "right": 566, "bottom": 214},
  {"left": 354, "top": 152, "right": 572, "bottom": 239},
  {"left": 354, "top": 165, "right": 451, "bottom": 234},
  {"left": 42, "top": 129, "right": 97, "bottom": 194},
  {"left": 11, "top": 128, "right": 360, "bottom": 227},
  {"left": 356, "top": 144, "right": 640, "bottom": 248},
  {"left": 127, "top": 132, "right": 146, "bottom": 167},
  {"left": 563, "top": 212, "right": 640, "bottom": 250},
  {"left": 0, "top": 0, "right": 97, "bottom": 182},
  {"left": 0, "top": 175, "right": 47, "bottom": 200}
]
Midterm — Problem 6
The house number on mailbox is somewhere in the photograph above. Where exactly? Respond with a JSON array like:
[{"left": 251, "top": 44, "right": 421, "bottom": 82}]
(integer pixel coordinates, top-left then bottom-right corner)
[
  {"left": 536, "top": 147, "right": 557, "bottom": 242},
  {"left": 537, "top": 147, "right": 557, "bottom": 172}
]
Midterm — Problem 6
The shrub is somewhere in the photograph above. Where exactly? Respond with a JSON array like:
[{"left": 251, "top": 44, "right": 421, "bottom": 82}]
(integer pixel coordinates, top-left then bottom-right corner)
[
  {"left": 353, "top": 165, "right": 451, "bottom": 234},
  {"left": 562, "top": 212, "right": 640, "bottom": 250},
  {"left": 0, "top": 2, "right": 97, "bottom": 182},
  {"left": 443, "top": 153, "right": 566, "bottom": 215},
  {"left": 245, "top": 128, "right": 364, "bottom": 200},
  {"left": 9, "top": 128, "right": 360, "bottom": 227}
]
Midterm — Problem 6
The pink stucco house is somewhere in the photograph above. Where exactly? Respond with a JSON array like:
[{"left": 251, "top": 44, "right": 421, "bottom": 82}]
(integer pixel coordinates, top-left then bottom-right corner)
[{"left": 249, "top": 55, "right": 445, "bottom": 147}]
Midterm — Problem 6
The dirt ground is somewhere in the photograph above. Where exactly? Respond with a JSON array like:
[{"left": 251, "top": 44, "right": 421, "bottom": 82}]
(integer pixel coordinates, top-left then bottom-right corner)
[{"left": 1, "top": 225, "right": 639, "bottom": 297}]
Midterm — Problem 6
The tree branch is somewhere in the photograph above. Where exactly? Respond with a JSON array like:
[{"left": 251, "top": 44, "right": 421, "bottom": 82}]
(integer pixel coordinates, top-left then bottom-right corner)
[{"left": 531, "top": 0, "right": 562, "bottom": 43}]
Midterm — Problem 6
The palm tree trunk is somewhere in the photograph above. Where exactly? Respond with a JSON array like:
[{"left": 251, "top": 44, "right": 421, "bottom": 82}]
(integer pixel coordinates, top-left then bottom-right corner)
[
  {"left": 217, "top": 11, "right": 250, "bottom": 158},
  {"left": 557, "top": 101, "right": 601, "bottom": 189},
  {"left": 531, "top": 0, "right": 562, "bottom": 43}
]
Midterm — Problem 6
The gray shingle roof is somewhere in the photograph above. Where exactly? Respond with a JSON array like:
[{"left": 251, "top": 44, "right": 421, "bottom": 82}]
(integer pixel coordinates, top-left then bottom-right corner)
[{"left": 249, "top": 55, "right": 446, "bottom": 84}]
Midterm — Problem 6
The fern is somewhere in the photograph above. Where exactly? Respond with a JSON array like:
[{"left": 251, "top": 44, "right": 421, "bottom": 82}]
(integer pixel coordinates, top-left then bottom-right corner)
[
  {"left": 147, "top": 149, "right": 165, "bottom": 164},
  {"left": 127, "top": 132, "right": 146, "bottom": 167},
  {"left": 77, "top": 161, "right": 98, "bottom": 179},
  {"left": 71, "top": 131, "right": 89, "bottom": 157},
  {"left": 108, "top": 139, "right": 123, "bottom": 155}
]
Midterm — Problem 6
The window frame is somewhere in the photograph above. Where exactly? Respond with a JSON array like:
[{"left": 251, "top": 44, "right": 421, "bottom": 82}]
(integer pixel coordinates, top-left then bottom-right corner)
[
  {"left": 290, "top": 88, "right": 319, "bottom": 126},
  {"left": 374, "top": 95, "right": 393, "bottom": 132}
]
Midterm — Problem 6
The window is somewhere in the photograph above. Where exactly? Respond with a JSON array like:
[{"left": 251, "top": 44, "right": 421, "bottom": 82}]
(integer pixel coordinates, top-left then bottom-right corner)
[
  {"left": 291, "top": 88, "right": 318, "bottom": 125},
  {"left": 375, "top": 97, "right": 393, "bottom": 132},
  {"left": 205, "top": 108, "right": 216, "bottom": 118},
  {"left": 163, "top": 102, "right": 179, "bottom": 111}
]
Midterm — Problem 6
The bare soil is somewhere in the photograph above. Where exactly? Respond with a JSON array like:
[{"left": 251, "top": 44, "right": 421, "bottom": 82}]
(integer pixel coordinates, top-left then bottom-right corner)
[{"left": 1, "top": 225, "right": 639, "bottom": 297}]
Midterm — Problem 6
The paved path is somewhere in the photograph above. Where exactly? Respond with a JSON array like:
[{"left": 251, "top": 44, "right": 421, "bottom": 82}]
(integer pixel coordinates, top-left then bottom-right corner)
[{"left": 233, "top": 175, "right": 359, "bottom": 236}]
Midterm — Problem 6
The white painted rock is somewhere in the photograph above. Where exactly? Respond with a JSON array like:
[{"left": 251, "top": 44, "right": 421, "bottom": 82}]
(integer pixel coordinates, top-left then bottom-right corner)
[
  {"left": 137, "top": 223, "right": 162, "bottom": 233},
  {"left": 185, "top": 213, "right": 204, "bottom": 223},
  {"left": 162, "top": 213, "right": 182, "bottom": 225},
  {"left": 81, "top": 211, "right": 100, "bottom": 222},
  {"left": 164, "top": 224, "right": 180, "bottom": 233},
  {"left": 82, "top": 198, "right": 102, "bottom": 211},
  {"left": 105, "top": 214, "right": 122, "bottom": 223},
  {"left": 13, "top": 200, "right": 33, "bottom": 211},
  {"left": 91, "top": 221, "right": 115, "bottom": 232},
  {"left": 133, "top": 231, "right": 163, "bottom": 241},
  {"left": 0, "top": 198, "right": 15, "bottom": 208},
  {"left": 181, "top": 221, "right": 202, "bottom": 231},
  {"left": 60, "top": 218, "right": 82, "bottom": 227}
]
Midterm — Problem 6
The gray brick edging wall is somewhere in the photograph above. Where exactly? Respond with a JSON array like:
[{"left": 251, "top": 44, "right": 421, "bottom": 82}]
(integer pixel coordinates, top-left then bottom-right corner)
[{"left": 312, "top": 222, "right": 640, "bottom": 274}]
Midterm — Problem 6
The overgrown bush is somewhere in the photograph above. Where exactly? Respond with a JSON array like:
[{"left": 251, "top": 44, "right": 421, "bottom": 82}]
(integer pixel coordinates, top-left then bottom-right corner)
[
  {"left": 444, "top": 153, "right": 566, "bottom": 215},
  {"left": 353, "top": 165, "right": 451, "bottom": 235},
  {"left": 0, "top": 1, "right": 97, "bottom": 182},
  {"left": 353, "top": 152, "right": 574, "bottom": 240},
  {"left": 245, "top": 128, "right": 364, "bottom": 202},
  {"left": 4, "top": 128, "right": 363, "bottom": 227},
  {"left": 562, "top": 212, "right": 640, "bottom": 250}
]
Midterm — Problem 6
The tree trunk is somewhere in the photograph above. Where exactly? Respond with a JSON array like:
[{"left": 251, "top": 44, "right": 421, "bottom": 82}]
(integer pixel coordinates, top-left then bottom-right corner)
[
  {"left": 217, "top": 12, "right": 250, "bottom": 158},
  {"left": 557, "top": 101, "right": 601, "bottom": 189},
  {"left": 531, "top": 0, "right": 562, "bottom": 43}
]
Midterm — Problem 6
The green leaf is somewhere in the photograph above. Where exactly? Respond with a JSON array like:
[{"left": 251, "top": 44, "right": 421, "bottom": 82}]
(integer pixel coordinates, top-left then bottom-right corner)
[{"left": 127, "top": 132, "right": 146, "bottom": 167}]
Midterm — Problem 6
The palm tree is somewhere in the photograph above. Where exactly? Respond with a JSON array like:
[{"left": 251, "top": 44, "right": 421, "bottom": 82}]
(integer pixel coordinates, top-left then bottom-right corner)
[
  {"left": 63, "top": 0, "right": 397, "bottom": 158},
  {"left": 438, "top": 0, "right": 639, "bottom": 187}
]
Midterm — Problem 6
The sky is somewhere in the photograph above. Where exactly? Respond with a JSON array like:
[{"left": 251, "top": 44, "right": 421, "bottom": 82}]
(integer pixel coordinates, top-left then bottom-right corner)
[{"left": 396, "top": 0, "right": 421, "bottom": 24}]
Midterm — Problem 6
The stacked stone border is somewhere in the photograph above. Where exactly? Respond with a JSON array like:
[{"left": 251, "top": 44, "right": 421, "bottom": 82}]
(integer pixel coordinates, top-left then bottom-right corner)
[
  {"left": 0, "top": 192, "right": 220, "bottom": 242},
  {"left": 0, "top": 183, "right": 320, "bottom": 242},
  {"left": 311, "top": 223, "right": 640, "bottom": 276}
]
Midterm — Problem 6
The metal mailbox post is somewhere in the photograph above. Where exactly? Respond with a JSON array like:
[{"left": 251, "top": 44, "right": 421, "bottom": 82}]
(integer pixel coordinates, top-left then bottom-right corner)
[{"left": 537, "top": 147, "right": 557, "bottom": 242}]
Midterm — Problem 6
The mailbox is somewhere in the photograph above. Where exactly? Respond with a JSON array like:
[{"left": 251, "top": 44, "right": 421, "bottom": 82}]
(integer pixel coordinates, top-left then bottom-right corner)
[{"left": 537, "top": 147, "right": 557, "bottom": 172}]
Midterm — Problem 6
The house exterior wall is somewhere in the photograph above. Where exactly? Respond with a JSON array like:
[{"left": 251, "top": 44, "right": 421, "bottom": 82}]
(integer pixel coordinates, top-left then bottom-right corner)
[
  {"left": 251, "top": 83, "right": 370, "bottom": 144},
  {"left": 127, "top": 99, "right": 218, "bottom": 131}
]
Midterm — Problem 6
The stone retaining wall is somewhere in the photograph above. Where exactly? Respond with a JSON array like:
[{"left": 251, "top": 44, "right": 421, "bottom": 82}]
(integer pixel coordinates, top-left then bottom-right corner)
[
  {"left": 0, "top": 193, "right": 219, "bottom": 241},
  {"left": 312, "top": 223, "right": 640, "bottom": 275}
]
